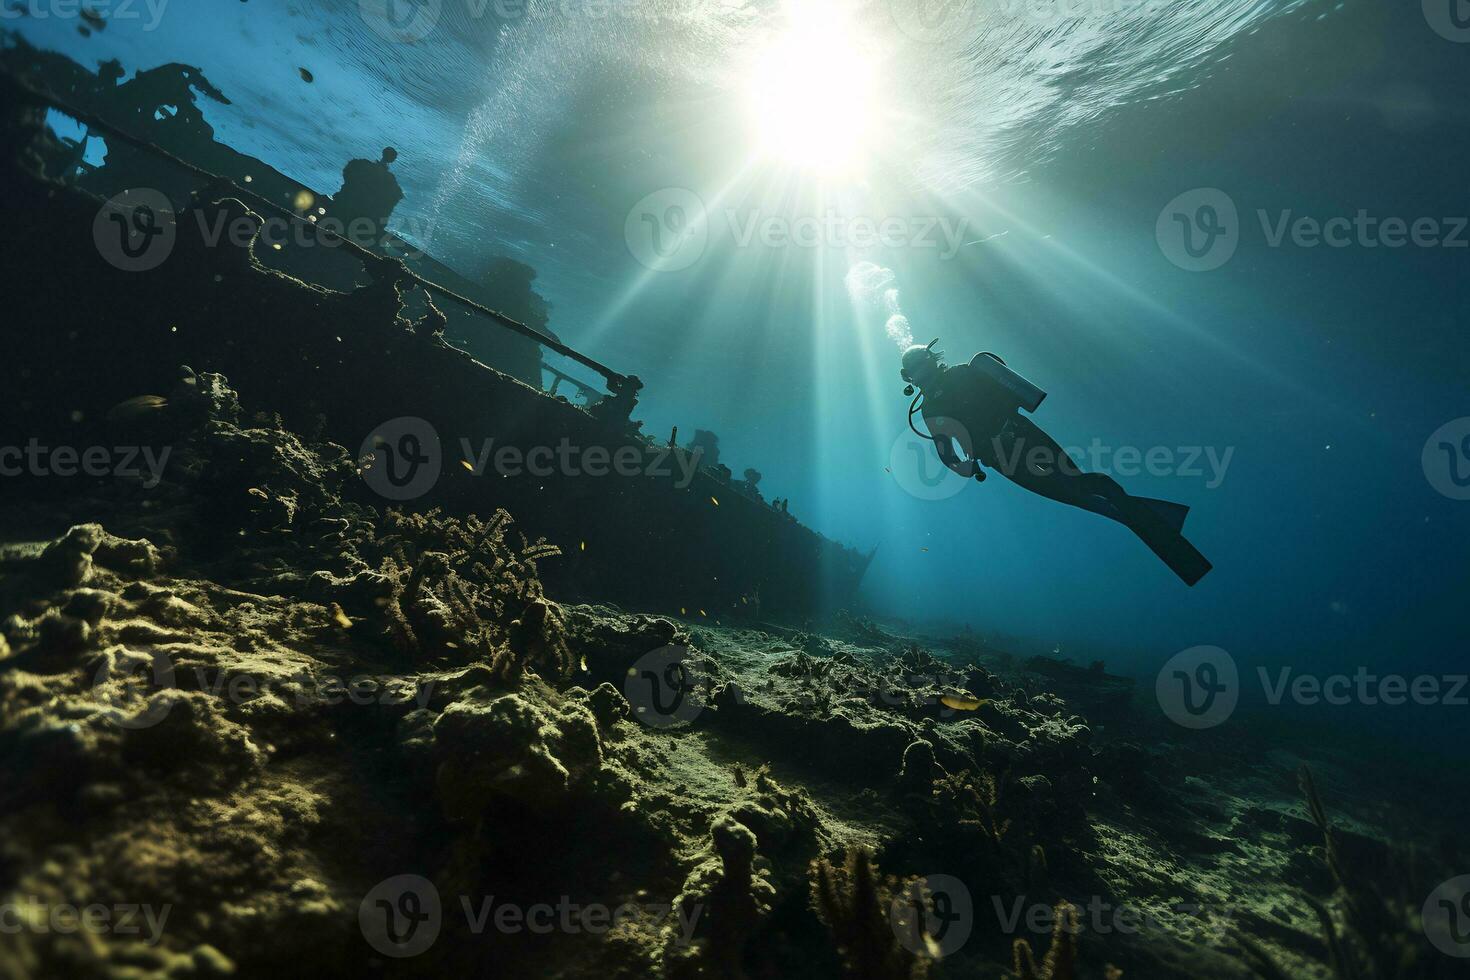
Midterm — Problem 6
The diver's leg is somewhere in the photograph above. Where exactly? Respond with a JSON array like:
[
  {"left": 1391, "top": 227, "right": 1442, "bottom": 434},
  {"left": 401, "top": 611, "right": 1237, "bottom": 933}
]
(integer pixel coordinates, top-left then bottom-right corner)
[
  {"left": 994, "top": 417, "right": 1212, "bottom": 584},
  {"left": 992, "top": 417, "right": 1131, "bottom": 520}
]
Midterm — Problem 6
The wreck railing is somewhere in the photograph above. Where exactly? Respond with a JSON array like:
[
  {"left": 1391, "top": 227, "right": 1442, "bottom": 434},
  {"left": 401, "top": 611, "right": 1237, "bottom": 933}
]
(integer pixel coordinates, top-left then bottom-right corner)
[{"left": 7, "top": 76, "right": 640, "bottom": 402}]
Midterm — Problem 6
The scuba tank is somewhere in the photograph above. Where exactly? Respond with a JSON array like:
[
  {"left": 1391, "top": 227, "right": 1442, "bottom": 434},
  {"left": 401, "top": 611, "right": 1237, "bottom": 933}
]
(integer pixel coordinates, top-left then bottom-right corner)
[{"left": 970, "top": 352, "right": 1047, "bottom": 413}]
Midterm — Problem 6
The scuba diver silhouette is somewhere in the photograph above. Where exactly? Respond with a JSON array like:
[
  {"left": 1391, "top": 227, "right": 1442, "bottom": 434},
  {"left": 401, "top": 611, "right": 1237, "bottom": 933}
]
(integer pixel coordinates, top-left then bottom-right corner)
[{"left": 901, "top": 339, "right": 1212, "bottom": 585}]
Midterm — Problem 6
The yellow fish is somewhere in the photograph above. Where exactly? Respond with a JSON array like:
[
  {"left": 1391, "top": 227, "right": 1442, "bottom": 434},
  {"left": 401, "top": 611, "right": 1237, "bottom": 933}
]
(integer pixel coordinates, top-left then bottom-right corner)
[
  {"left": 328, "top": 603, "right": 353, "bottom": 629},
  {"left": 940, "top": 695, "right": 989, "bottom": 712},
  {"left": 106, "top": 395, "right": 167, "bottom": 424}
]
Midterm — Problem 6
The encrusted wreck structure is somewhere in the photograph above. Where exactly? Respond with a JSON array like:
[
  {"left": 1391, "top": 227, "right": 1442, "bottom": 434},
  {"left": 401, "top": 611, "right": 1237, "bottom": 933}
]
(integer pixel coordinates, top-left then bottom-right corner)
[{"left": 0, "top": 45, "right": 873, "bottom": 619}]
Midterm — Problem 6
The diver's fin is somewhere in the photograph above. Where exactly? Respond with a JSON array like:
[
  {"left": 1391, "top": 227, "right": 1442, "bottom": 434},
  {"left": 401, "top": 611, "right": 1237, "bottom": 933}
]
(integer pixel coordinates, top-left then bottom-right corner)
[
  {"left": 1119, "top": 499, "right": 1213, "bottom": 586},
  {"left": 1136, "top": 497, "right": 1189, "bottom": 533}
]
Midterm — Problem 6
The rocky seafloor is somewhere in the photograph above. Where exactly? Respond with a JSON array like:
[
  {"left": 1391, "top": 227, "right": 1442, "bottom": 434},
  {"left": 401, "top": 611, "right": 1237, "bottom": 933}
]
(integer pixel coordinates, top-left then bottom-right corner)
[{"left": 0, "top": 372, "right": 1460, "bottom": 979}]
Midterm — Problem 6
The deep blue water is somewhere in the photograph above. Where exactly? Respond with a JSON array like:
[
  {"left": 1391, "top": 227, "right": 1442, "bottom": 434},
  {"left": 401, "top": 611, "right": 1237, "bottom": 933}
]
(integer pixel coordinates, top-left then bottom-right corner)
[{"left": 12, "top": 0, "right": 1468, "bottom": 745}]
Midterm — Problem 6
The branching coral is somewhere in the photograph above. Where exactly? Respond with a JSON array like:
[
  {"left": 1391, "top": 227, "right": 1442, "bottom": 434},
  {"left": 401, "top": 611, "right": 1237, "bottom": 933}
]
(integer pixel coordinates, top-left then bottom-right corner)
[
  {"left": 1288, "top": 766, "right": 1454, "bottom": 980},
  {"left": 361, "top": 507, "right": 573, "bottom": 679},
  {"left": 1011, "top": 901, "right": 1079, "bottom": 980},
  {"left": 809, "top": 848, "right": 931, "bottom": 980}
]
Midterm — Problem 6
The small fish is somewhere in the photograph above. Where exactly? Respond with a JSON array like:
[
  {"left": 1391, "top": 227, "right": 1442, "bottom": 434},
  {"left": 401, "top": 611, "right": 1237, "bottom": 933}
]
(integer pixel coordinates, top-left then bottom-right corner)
[
  {"left": 580, "top": 541, "right": 586, "bottom": 551},
  {"left": 940, "top": 695, "right": 989, "bottom": 712},
  {"left": 710, "top": 496, "right": 719, "bottom": 507},
  {"left": 80, "top": 8, "right": 105, "bottom": 29},
  {"left": 247, "top": 487, "right": 269, "bottom": 500},
  {"left": 298, "top": 67, "right": 314, "bottom": 83},
  {"left": 919, "top": 547, "right": 929, "bottom": 553},
  {"left": 328, "top": 603, "right": 353, "bottom": 629},
  {"left": 460, "top": 459, "right": 474, "bottom": 471},
  {"left": 105, "top": 395, "right": 167, "bottom": 424}
]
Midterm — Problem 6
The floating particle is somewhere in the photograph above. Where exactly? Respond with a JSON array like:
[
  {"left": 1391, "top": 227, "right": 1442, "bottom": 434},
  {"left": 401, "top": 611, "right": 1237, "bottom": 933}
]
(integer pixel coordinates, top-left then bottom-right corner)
[{"left": 293, "top": 189, "right": 315, "bottom": 211}]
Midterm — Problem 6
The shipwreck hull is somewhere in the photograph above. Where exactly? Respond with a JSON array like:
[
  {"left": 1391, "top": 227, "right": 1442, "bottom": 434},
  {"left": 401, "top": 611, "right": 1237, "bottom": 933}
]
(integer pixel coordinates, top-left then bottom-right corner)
[{"left": 1, "top": 146, "right": 868, "bottom": 618}]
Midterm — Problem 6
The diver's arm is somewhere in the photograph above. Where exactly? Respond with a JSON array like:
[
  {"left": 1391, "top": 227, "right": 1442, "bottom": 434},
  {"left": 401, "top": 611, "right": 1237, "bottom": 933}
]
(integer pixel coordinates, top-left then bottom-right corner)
[{"left": 934, "top": 435, "right": 981, "bottom": 480}]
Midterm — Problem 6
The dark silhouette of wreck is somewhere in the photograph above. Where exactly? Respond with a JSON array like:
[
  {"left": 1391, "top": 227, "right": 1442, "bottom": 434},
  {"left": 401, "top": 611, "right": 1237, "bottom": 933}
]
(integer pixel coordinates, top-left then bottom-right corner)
[{"left": 0, "top": 40, "right": 876, "bottom": 617}]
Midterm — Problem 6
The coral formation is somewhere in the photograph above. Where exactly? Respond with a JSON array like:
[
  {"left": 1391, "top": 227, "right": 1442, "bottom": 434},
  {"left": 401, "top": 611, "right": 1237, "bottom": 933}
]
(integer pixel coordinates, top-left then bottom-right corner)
[{"left": 0, "top": 371, "right": 1461, "bottom": 979}]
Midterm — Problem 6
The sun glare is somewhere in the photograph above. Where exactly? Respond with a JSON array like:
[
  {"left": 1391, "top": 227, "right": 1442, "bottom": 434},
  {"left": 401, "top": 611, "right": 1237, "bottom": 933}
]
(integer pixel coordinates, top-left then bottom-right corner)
[{"left": 745, "top": 2, "right": 877, "bottom": 178}]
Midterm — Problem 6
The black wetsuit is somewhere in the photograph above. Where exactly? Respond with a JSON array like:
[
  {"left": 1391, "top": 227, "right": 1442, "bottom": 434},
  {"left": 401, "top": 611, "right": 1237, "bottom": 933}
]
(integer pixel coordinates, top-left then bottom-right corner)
[
  {"left": 919, "top": 359, "right": 1129, "bottom": 520},
  {"left": 917, "top": 359, "right": 1212, "bottom": 585}
]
